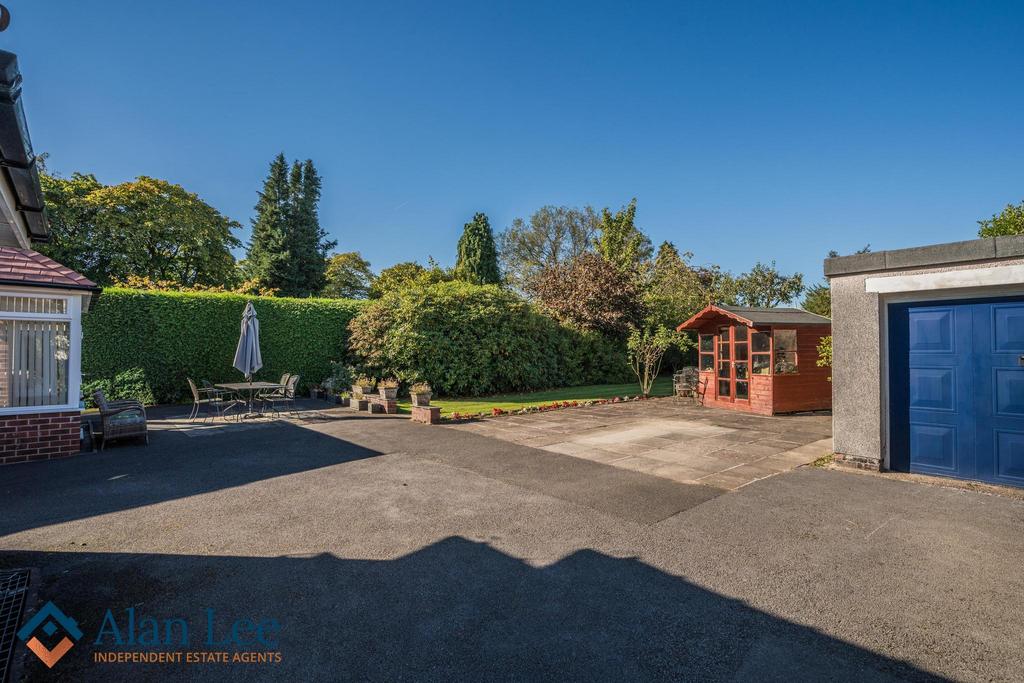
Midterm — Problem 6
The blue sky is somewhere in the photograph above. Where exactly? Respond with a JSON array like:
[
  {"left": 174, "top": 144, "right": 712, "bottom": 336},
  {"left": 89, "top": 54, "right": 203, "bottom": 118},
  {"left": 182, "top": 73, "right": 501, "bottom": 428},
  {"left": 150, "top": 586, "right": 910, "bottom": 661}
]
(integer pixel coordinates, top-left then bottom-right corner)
[{"left": 5, "top": 1, "right": 1023, "bottom": 285}]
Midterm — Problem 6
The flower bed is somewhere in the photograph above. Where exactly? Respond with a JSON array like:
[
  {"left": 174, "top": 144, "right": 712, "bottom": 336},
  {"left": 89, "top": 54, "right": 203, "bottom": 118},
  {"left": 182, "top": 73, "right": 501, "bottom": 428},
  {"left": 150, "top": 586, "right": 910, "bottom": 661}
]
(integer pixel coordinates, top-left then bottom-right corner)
[{"left": 445, "top": 394, "right": 650, "bottom": 422}]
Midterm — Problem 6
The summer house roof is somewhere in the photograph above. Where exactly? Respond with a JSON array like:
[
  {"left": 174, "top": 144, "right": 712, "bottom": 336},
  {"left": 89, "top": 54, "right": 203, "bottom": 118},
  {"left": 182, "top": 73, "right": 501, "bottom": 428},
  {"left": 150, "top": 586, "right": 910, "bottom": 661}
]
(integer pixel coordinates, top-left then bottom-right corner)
[{"left": 677, "top": 304, "right": 830, "bottom": 331}]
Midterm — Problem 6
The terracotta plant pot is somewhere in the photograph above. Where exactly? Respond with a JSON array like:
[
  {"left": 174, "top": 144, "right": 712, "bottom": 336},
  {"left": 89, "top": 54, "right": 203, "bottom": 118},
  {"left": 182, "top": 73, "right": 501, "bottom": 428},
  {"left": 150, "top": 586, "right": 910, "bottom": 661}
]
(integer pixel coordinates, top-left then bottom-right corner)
[
  {"left": 380, "top": 386, "right": 398, "bottom": 400},
  {"left": 411, "top": 392, "right": 432, "bottom": 407}
]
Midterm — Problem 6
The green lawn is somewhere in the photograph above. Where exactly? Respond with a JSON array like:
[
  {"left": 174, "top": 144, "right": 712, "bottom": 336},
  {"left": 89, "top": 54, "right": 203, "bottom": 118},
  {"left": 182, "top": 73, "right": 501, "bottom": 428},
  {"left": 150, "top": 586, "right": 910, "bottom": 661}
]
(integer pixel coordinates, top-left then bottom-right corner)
[{"left": 397, "top": 377, "right": 674, "bottom": 417}]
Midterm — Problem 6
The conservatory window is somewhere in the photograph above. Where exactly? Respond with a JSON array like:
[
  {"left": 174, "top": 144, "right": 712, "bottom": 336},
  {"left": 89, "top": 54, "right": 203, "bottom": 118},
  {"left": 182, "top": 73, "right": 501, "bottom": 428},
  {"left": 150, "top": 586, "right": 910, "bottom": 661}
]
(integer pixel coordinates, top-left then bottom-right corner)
[{"left": 0, "top": 296, "right": 73, "bottom": 409}]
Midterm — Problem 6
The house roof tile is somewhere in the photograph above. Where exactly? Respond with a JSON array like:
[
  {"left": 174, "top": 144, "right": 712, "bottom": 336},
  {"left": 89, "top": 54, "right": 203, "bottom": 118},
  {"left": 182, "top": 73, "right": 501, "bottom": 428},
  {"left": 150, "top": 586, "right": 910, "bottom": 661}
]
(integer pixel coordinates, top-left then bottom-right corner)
[{"left": 0, "top": 247, "right": 98, "bottom": 291}]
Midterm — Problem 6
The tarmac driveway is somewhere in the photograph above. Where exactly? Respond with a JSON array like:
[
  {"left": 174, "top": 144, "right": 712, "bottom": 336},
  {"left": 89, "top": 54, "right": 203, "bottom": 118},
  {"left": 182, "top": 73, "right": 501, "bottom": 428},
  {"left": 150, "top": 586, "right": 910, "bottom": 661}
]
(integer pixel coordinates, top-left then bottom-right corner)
[{"left": 1, "top": 402, "right": 1022, "bottom": 681}]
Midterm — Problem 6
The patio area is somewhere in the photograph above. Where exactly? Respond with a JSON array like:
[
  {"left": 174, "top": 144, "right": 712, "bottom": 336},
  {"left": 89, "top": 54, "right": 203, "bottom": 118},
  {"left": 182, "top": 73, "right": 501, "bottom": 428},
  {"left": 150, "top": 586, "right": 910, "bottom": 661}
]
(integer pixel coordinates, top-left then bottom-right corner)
[{"left": 446, "top": 398, "right": 833, "bottom": 489}]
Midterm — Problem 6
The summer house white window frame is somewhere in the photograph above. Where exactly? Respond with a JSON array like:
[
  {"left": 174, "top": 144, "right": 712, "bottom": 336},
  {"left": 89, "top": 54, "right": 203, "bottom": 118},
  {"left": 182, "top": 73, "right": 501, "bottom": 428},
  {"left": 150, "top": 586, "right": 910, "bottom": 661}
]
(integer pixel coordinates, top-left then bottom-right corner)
[{"left": 0, "top": 287, "right": 83, "bottom": 416}]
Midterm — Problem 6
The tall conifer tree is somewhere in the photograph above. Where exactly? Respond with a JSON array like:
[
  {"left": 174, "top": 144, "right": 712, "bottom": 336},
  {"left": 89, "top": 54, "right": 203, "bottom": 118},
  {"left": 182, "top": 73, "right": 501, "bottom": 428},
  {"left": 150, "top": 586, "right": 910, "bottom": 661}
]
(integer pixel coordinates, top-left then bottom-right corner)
[
  {"left": 455, "top": 212, "right": 501, "bottom": 285},
  {"left": 246, "top": 155, "right": 334, "bottom": 296},
  {"left": 244, "top": 153, "right": 292, "bottom": 291}
]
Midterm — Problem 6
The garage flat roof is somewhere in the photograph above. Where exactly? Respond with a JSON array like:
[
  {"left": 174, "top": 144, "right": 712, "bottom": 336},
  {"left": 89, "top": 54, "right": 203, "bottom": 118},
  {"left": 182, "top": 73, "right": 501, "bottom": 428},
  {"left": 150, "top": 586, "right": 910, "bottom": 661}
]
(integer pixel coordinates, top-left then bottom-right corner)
[{"left": 824, "top": 235, "right": 1024, "bottom": 278}]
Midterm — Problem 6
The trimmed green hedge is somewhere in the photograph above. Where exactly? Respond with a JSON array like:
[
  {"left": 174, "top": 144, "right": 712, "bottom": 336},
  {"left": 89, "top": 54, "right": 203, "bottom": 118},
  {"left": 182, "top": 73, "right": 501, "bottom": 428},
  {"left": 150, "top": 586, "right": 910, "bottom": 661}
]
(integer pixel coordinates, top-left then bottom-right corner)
[
  {"left": 83, "top": 288, "right": 365, "bottom": 403},
  {"left": 348, "top": 281, "right": 631, "bottom": 396}
]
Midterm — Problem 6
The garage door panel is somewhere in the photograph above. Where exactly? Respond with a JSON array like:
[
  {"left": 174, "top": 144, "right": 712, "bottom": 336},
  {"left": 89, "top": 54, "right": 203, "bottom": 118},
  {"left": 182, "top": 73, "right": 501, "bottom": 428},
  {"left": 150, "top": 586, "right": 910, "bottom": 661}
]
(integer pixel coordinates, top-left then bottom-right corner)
[
  {"left": 995, "top": 430, "right": 1024, "bottom": 482},
  {"left": 992, "top": 305, "right": 1024, "bottom": 351},
  {"left": 908, "top": 423, "right": 957, "bottom": 472},
  {"left": 908, "top": 308, "right": 956, "bottom": 353},
  {"left": 909, "top": 367, "right": 956, "bottom": 411},
  {"left": 994, "top": 368, "right": 1024, "bottom": 416}
]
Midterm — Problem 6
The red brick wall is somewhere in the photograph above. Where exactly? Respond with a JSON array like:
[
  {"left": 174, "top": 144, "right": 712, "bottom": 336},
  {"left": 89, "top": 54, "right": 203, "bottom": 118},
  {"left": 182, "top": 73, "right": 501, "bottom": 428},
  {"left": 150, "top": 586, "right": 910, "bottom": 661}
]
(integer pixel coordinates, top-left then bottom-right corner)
[{"left": 0, "top": 411, "right": 81, "bottom": 465}]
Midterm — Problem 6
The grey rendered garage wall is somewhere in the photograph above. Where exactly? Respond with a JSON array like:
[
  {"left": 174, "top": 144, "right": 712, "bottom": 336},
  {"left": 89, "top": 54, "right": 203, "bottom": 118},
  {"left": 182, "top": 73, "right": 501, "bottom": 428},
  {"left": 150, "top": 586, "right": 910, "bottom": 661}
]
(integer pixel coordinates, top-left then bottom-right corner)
[{"left": 825, "top": 236, "right": 1024, "bottom": 470}]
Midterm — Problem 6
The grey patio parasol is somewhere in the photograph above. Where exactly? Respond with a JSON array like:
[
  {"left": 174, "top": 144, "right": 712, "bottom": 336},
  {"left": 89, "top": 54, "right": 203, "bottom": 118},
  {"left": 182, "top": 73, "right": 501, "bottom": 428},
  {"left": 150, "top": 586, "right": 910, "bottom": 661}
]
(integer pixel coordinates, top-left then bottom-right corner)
[{"left": 233, "top": 301, "right": 263, "bottom": 380}]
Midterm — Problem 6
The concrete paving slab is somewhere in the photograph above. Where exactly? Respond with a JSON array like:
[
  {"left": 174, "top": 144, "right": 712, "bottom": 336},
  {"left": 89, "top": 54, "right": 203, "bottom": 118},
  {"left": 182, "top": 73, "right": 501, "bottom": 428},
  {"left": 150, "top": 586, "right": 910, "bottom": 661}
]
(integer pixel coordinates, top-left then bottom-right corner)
[{"left": 447, "top": 399, "right": 833, "bottom": 489}]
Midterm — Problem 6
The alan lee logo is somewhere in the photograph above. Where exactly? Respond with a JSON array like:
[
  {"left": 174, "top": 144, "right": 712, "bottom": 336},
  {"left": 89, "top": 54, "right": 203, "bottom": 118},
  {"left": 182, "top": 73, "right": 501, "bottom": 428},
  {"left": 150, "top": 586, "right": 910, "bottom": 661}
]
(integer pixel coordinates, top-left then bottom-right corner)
[{"left": 96, "top": 607, "right": 280, "bottom": 648}]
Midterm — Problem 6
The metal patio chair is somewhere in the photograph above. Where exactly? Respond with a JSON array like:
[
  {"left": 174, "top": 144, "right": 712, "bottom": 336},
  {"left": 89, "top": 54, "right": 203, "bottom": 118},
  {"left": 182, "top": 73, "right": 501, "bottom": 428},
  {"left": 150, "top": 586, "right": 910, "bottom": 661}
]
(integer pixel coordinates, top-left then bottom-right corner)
[
  {"left": 187, "top": 378, "right": 241, "bottom": 422},
  {"left": 262, "top": 374, "right": 300, "bottom": 418}
]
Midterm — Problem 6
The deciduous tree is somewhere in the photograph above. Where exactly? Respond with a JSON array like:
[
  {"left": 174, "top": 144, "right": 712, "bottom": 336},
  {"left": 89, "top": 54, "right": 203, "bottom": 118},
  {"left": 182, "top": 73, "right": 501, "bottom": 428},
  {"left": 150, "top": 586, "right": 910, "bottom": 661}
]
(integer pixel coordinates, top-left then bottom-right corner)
[
  {"left": 735, "top": 261, "right": 804, "bottom": 308},
  {"left": 370, "top": 259, "right": 451, "bottom": 298},
  {"left": 593, "top": 198, "right": 652, "bottom": 275},
  {"left": 323, "top": 251, "right": 374, "bottom": 298},
  {"left": 644, "top": 241, "right": 738, "bottom": 328},
  {"left": 527, "top": 253, "right": 643, "bottom": 334},
  {"left": 40, "top": 171, "right": 240, "bottom": 287},
  {"left": 978, "top": 201, "right": 1024, "bottom": 237},
  {"left": 627, "top": 325, "right": 683, "bottom": 396},
  {"left": 498, "top": 205, "right": 598, "bottom": 288}
]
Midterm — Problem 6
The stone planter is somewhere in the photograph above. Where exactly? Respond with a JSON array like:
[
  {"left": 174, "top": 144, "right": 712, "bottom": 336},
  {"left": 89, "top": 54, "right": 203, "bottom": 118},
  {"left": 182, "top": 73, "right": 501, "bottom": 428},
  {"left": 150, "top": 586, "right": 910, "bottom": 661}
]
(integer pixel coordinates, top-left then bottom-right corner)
[
  {"left": 411, "top": 392, "right": 432, "bottom": 407},
  {"left": 379, "top": 386, "right": 398, "bottom": 401}
]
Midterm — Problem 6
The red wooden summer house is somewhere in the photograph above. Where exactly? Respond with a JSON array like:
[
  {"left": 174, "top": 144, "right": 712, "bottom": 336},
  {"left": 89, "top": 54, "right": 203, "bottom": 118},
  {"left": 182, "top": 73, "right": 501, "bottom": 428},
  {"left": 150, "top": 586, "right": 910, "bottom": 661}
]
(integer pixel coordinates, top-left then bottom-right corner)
[{"left": 677, "top": 304, "right": 832, "bottom": 415}]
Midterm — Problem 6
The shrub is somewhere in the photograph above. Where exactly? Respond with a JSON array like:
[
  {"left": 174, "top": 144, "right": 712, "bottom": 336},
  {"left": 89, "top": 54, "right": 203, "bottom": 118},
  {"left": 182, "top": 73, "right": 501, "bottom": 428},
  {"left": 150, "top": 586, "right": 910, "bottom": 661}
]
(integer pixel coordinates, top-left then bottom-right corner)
[
  {"left": 816, "top": 335, "right": 833, "bottom": 381},
  {"left": 526, "top": 253, "right": 643, "bottom": 334},
  {"left": 83, "top": 288, "right": 365, "bottom": 402},
  {"left": 81, "top": 367, "right": 155, "bottom": 407},
  {"left": 348, "top": 281, "right": 630, "bottom": 396}
]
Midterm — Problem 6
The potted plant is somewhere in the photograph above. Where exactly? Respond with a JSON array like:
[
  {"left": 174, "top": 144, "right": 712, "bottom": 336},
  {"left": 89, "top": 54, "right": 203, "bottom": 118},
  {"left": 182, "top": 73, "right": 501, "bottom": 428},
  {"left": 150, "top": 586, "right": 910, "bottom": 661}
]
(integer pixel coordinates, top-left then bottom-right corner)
[
  {"left": 352, "top": 375, "right": 374, "bottom": 400},
  {"left": 410, "top": 382, "right": 432, "bottom": 407},
  {"left": 336, "top": 390, "right": 350, "bottom": 407},
  {"left": 379, "top": 378, "right": 399, "bottom": 401}
]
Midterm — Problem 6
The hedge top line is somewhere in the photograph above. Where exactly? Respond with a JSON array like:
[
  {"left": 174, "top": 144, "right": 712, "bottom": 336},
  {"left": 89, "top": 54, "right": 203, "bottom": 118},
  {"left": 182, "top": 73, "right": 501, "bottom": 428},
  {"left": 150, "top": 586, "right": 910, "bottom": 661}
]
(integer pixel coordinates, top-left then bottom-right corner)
[{"left": 97, "top": 286, "right": 368, "bottom": 307}]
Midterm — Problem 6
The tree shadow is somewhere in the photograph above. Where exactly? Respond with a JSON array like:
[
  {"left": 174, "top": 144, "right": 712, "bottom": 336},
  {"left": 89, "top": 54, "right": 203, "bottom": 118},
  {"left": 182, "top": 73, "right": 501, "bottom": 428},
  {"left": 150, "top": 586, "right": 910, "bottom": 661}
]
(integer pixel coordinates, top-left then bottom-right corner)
[{"left": 2, "top": 537, "right": 944, "bottom": 682}]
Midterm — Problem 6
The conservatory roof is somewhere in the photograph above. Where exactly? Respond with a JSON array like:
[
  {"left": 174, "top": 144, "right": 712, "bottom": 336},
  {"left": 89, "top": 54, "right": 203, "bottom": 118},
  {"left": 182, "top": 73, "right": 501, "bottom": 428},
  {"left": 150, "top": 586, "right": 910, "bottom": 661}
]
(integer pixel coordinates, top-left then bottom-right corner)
[{"left": 0, "top": 247, "right": 98, "bottom": 292}]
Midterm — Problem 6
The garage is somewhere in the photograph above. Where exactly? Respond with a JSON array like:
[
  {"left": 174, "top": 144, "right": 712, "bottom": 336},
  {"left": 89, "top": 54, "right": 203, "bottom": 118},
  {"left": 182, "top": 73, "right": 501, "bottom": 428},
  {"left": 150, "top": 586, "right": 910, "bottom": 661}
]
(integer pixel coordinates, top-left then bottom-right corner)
[
  {"left": 825, "top": 235, "right": 1024, "bottom": 487},
  {"left": 888, "top": 297, "right": 1024, "bottom": 486}
]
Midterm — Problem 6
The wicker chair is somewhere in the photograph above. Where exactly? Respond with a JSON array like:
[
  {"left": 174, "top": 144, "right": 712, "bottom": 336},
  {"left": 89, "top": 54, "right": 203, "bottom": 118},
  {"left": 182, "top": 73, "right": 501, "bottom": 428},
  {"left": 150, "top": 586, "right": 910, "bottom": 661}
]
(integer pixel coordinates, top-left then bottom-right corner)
[{"left": 92, "top": 389, "right": 148, "bottom": 450}]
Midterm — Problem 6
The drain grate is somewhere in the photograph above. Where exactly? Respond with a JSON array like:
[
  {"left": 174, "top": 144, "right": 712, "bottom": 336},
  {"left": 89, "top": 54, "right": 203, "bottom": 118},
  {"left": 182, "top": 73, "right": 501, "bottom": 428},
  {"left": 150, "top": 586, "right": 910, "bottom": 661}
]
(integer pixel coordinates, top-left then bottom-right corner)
[{"left": 0, "top": 569, "right": 31, "bottom": 683}]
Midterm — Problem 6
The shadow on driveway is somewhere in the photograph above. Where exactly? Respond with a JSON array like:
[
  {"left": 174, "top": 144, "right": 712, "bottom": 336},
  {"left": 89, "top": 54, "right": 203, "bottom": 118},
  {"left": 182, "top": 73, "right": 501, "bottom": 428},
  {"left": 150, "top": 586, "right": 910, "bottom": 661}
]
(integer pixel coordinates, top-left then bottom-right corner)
[
  {"left": 0, "top": 414, "right": 384, "bottom": 537},
  {"left": 2, "top": 536, "right": 942, "bottom": 682}
]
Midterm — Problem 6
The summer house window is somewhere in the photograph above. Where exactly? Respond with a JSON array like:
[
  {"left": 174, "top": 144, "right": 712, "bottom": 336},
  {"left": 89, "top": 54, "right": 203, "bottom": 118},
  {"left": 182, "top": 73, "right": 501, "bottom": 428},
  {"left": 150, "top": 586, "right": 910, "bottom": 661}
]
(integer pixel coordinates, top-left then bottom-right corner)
[
  {"left": 751, "top": 331, "right": 771, "bottom": 375},
  {"left": 0, "top": 296, "right": 72, "bottom": 408},
  {"left": 733, "top": 325, "right": 748, "bottom": 400},
  {"left": 717, "top": 326, "right": 730, "bottom": 397},
  {"left": 774, "top": 329, "right": 798, "bottom": 374},
  {"left": 699, "top": 334, "right": 714, "bottom": 371}
]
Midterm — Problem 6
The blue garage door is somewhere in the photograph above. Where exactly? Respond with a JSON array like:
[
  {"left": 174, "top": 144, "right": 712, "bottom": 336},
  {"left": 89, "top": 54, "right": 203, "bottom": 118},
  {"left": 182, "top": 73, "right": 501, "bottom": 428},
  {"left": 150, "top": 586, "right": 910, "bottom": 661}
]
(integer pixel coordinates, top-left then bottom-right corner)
[{"left": 889, "top": 297, "right": 1024, "bottom": 487}]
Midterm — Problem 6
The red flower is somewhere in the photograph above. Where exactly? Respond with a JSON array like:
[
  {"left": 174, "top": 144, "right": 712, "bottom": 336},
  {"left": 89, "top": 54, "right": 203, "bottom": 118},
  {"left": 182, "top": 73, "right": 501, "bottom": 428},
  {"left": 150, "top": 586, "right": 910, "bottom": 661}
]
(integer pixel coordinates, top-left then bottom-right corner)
[{"left": 492, "top": 407, "right": 504, "bottom": 416}]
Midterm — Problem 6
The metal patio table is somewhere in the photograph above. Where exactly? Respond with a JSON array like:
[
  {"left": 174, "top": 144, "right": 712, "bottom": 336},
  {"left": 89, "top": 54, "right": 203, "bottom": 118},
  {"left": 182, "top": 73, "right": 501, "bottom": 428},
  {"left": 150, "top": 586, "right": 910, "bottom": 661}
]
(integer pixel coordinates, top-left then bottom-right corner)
[{"left": 215, "top": 381, "right": 284, "bottom": 419}]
